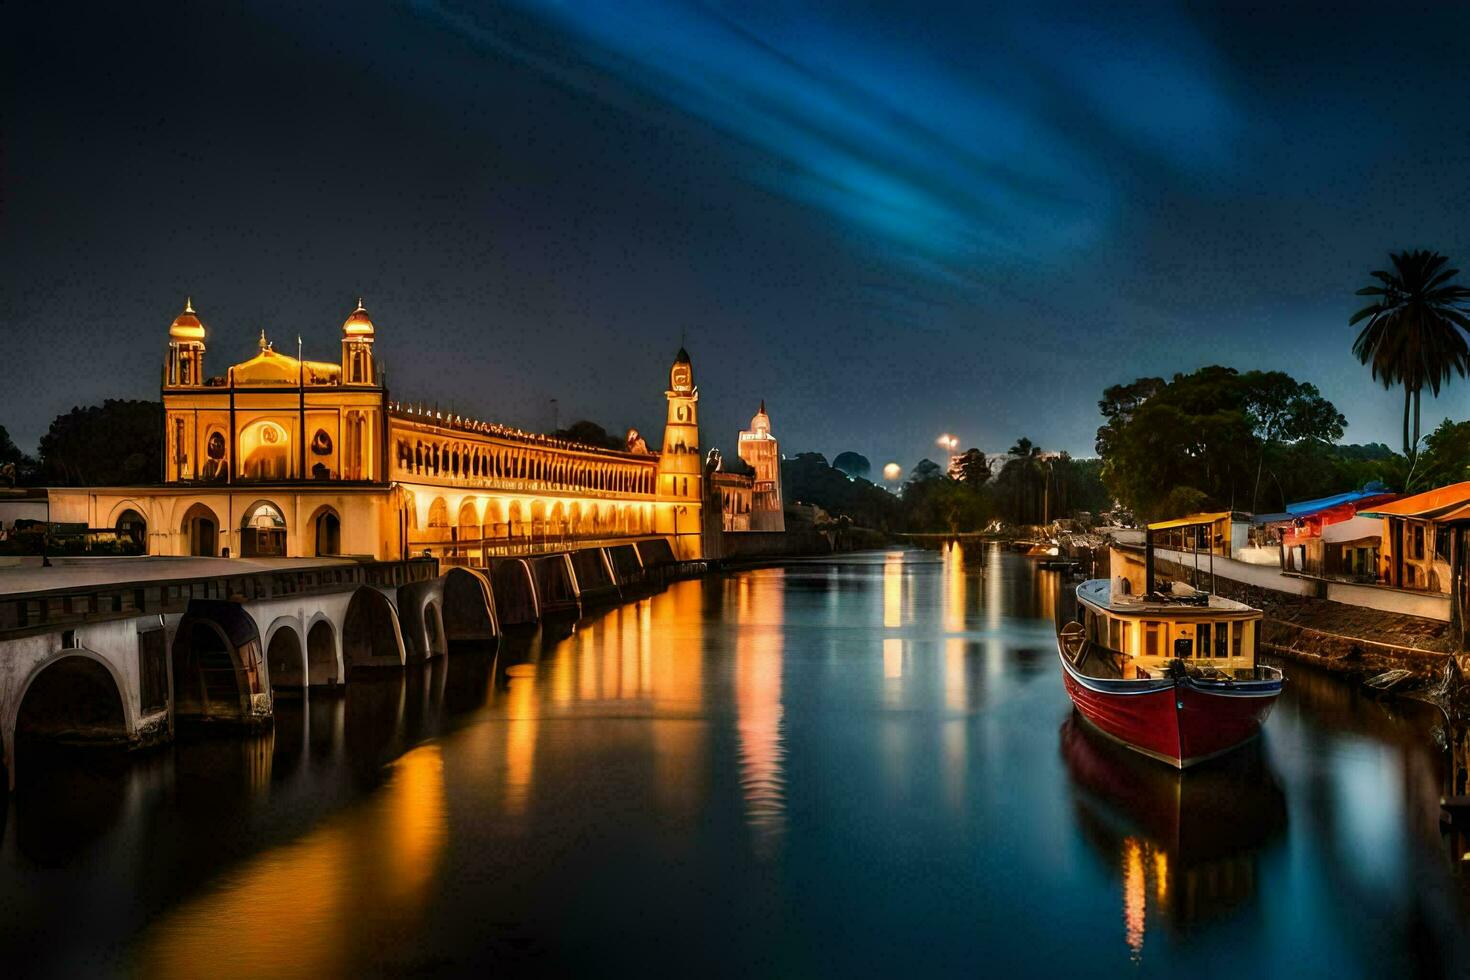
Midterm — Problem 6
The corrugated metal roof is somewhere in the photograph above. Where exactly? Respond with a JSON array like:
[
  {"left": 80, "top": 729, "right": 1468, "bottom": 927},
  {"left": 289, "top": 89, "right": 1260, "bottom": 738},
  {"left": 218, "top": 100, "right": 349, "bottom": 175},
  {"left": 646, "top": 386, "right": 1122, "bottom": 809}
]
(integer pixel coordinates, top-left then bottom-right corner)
[
  {"left": 1360, "top": 481, "right": 1470, "bottom": 519},
  {"left": 1147, "top": 511, "right": 1234, "bottom": 531},
  {"left": 1284, "top": 482, "right": 1391, "bottom": 516}
]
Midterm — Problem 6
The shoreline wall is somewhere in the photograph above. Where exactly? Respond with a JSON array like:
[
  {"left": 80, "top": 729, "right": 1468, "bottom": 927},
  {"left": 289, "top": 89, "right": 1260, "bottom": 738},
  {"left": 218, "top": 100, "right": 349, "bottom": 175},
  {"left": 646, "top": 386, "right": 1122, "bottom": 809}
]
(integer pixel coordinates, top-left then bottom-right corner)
[{"left": 1147, "top": 551, "right": 1456, "bottom": 674}]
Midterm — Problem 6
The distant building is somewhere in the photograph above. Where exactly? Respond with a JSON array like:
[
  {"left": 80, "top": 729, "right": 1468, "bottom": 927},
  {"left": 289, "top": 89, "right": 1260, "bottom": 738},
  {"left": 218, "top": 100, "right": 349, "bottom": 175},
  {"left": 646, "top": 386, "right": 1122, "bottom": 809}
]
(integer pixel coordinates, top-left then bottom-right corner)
[
  {"left": 737, "top": 401, "right": 784, "bottom": 532},
  {"left": 45, "top": 300, "right": 764, "bottom": 563}
]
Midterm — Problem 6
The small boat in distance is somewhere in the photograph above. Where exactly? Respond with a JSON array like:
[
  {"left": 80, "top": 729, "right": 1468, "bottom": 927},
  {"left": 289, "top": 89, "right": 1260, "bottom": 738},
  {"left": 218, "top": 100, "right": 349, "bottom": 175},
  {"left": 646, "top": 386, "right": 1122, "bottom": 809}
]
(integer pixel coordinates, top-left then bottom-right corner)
[{"left": 1056, "top": 519, "right": 1283, "bottom": 768}]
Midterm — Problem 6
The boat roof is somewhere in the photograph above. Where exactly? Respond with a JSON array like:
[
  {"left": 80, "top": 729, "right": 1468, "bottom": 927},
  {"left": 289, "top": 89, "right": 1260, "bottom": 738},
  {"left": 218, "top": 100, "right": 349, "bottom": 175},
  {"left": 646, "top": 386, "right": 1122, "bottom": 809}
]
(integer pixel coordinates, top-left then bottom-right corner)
[{"left": 1077, "top": 578, "right": 1259, "bottom": 617}]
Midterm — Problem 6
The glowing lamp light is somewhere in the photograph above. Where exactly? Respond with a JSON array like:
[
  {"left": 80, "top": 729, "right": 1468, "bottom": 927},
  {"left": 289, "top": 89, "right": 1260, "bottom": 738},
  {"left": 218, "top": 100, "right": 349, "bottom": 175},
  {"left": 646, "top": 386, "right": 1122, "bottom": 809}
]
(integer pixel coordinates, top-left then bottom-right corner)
[{"left": 883, "top": 462, "right": 902, "bottom": 481}]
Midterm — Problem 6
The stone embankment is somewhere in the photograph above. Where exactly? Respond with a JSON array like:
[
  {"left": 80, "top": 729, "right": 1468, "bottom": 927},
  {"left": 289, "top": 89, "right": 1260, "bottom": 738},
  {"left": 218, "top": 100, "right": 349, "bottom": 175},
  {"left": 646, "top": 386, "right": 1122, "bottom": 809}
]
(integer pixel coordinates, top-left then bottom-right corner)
[{"left": 1153, "top": 553, "right": 1455, "bottom": 669}]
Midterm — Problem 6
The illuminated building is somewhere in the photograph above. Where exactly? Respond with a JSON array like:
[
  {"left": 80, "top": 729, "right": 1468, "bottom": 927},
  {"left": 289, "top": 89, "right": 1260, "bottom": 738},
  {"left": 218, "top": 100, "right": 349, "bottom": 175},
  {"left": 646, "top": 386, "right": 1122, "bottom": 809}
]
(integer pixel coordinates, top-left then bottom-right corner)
[
  {"left": 46, "top": 302, "right": 775, "bottom": 563},
  {"left": 737, "top": 400, "right": 784, "bottom": 532}
]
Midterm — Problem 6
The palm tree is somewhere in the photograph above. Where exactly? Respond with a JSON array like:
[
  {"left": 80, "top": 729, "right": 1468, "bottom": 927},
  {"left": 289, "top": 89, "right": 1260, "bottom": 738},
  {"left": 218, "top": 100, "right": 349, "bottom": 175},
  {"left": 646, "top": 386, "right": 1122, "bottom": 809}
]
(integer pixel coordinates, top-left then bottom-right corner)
[
  {"left": 1006, "top": 437, "right": 1051, "bottom": 524},
  {"left": 1351, "top": 250, "right": 1470, "bottom": 460}
]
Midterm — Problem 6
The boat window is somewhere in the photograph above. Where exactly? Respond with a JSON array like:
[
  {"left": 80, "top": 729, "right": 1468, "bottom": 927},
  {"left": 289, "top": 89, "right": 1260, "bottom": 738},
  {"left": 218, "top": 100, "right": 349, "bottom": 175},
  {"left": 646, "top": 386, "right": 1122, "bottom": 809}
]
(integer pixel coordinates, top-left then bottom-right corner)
[
  {"left": 1214, "top": 623, "right": 1229, "bottom": 659},
  {"left": 1120, "top": 621, "right": 1133, "bottom": 656},
  {"left": 1198, "top": 623, "right": 1210, "bottom": 657},
  {"left": 1232, "top": 621, "right": 1250, "bottom": 659},
  {"left": 1108, "top": 617, "right": 1122, "bottom": 652},
  {"left": 1172, "top": 636, "right": 1193, "bottom": 659},
  {"left": 1143, "top": 622, "right": 1163, "bottom": 658}
]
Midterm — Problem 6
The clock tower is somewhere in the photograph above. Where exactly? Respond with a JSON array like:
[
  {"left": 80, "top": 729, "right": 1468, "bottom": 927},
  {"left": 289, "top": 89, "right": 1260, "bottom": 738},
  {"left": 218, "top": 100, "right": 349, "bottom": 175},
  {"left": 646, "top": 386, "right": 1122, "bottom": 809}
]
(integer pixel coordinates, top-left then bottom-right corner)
[{"left": 656, "top": 347, "right": 704, "bottom": 559}]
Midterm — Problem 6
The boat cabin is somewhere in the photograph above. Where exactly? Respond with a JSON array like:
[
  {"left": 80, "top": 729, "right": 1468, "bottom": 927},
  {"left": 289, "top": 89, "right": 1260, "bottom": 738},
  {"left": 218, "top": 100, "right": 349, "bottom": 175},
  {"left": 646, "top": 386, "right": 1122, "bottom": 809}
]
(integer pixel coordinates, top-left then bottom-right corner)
[{"left": 1074, "top": 579, "right": 1261, "bottom": 681}]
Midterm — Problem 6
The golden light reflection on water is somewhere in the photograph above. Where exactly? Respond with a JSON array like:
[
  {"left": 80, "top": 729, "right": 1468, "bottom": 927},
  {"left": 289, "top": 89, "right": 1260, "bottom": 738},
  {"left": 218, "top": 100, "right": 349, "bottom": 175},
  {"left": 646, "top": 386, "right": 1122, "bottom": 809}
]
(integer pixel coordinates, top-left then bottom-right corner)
[
  {"left": 504, "top": 662, "right": 538, "bottom": 816},
  {"left": 883, "top": 550, "right": 903, "bottom": 628},
  {"left": 883, "top": 637, "right": 903, "bottom": 679},
  {"left": 735, "top": 571, "right": 786, "bottom": 855},
  {"left": 1118, "top": 835, "right": 1173, "bottom": 963},
  {"left": 136, "top": 744, "right": 446, "bottom": 978},
  {"left": 943, "top": 540, "right": 965, "bottom": 634},
  {"left": 648, "top": 580, "right": 706, "bottom": 814},
  {"left": 1123, "top": 836, "right": 1147, "bottom": 960}
]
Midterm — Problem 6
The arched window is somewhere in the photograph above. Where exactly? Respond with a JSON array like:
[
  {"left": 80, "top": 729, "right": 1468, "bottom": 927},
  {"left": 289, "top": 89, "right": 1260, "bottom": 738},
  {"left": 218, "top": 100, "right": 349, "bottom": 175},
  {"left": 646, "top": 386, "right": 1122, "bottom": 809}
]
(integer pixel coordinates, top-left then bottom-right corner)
[
  {"left": 313, "top": 508, "right": 341, "bottom": 556},
  {"left": 115, "top": 509, "right": 147, "bottom": 555},
  {"left": 240, "top": 501, "right": 288, "bottom": 558},
  {"left": 239, "top": 420, "right": 291, "bottom": 480},
  {"left": 181, "top": 502, "right": 220, "bottom": 557}
]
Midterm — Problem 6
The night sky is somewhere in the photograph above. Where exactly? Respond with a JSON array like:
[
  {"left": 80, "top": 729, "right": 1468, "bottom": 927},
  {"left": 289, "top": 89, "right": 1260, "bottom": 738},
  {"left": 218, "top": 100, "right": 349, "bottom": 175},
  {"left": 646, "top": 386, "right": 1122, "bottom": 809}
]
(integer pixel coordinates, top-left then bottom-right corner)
[{"left": 4, "top": 2, "right": 1469, "bottom": 470}]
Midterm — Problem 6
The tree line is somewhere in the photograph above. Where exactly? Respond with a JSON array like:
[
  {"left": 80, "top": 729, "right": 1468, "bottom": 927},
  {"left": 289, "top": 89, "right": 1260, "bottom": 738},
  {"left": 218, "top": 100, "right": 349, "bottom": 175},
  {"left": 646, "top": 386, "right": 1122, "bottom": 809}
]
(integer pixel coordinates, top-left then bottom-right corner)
[{"left": 1095, "top": 248, "right": 1470, "bottom": 521}]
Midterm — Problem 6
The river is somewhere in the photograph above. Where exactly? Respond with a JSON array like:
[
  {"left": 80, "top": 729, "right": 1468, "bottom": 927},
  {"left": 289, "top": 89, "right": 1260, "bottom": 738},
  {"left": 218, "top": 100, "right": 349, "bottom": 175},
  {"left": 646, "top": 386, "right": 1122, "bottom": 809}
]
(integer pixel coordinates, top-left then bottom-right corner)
[{"left": 2, "top": 544, "right": 1468, "bottom": 977}]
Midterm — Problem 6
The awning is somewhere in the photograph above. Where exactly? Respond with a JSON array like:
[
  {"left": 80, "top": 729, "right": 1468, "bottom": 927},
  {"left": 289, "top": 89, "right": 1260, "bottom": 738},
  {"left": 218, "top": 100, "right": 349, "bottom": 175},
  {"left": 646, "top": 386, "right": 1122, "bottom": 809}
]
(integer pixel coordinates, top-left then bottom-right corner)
[
  {"left": 1359, "top": 482, "right": 1470, "bottom": 519},
  {"left": 1147, "top": 511, "right": 1233, "bottom": 531},
  {"left": 1252, "top": 512, "right": 1293, "bottom": 525},
  {"left": 1284, "top": 482, "right": 1390, "bottom": 516},
  {"left": 1321, "top": 514, "right": 1384, "bottom": 544}
]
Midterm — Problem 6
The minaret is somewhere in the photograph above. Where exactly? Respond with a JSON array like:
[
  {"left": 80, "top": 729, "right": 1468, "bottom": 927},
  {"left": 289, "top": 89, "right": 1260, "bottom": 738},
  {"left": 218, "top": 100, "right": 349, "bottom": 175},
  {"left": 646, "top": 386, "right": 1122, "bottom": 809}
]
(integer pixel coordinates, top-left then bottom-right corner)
[
  {"left": 166, "top": 298, "right": 206, "bottom": 386},
  {"left": 341, "top": 298, "right": 375, "bottom": 385},
  {"left": 656, "top": 347, "right": 705, "bottom": 559},
  {"left": 739, "top": 399, "right": 785, "bottom": 531}
]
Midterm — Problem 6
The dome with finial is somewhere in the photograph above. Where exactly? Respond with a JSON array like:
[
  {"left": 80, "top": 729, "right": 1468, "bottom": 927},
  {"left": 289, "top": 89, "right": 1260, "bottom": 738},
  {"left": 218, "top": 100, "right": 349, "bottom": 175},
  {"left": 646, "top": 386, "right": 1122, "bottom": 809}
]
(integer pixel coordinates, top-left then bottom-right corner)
[
  {"left": 750, "top": 399, "right": 770, "bottom": 434},
  {"left": 169, "top": 298, "right": 205, "bottom": 342},
  {"left": 343, "top": 298, "right": 374, "bottom": 338}
]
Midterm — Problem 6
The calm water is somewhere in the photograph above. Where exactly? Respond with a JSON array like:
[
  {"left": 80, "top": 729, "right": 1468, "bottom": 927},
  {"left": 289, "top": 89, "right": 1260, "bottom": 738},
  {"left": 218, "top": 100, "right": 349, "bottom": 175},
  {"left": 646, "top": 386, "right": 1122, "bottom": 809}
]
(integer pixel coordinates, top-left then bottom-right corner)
[{"left": 3, "top": 545, "right": 1469, "bottom": 977}]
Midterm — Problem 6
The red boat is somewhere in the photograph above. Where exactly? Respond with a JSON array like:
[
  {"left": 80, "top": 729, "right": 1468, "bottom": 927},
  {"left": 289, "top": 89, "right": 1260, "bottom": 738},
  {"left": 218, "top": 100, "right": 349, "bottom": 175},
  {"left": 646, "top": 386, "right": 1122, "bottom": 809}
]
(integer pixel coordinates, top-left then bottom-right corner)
[{"left": 1056, "top": 573, "right": 1282, "bottom": 769}]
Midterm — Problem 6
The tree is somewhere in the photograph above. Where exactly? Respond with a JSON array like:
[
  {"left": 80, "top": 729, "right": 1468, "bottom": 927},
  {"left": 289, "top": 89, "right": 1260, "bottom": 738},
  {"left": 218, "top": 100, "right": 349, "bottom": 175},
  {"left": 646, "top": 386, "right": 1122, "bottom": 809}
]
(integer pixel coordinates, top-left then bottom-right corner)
[
  {"left": 1350, "top": 250, "right": 1470, "bottom": 460},
  {"left": 832, "top": 451, "right": 872, "bottom": 481},
  {"left": 1418, "top": 419, "right": 1470, "bottom": 487},
  {"left": 1238, "top": 370, "right": 1345, "bottom": 512},
  {"left": 907, "top": 458, "right": 944, "bottom": 483},
  {"left": 38, "top": 400, "right": 161, "bottom": 486},
  {"left": 0, "top": 424, "right": 36, "bottom": 486},
  {"left": 781, "top": 452, "right": 901, "bottom": 530},
  {"left": 953, "top": 448, "right": 991, "bottom": 487},
  {"left": 1095, "top": 367, "right": 1348, "bottom": 520},
  {"left": 553, "top": 420, "right": 625, "bottom": 450}
]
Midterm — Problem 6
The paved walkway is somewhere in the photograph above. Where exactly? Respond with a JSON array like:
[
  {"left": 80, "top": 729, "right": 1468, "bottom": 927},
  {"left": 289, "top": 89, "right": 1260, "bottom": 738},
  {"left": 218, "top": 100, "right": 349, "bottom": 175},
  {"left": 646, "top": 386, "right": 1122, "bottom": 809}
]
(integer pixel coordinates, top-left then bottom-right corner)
[{"left": 0, "top": 555, "right": 358, "bottom": 596}]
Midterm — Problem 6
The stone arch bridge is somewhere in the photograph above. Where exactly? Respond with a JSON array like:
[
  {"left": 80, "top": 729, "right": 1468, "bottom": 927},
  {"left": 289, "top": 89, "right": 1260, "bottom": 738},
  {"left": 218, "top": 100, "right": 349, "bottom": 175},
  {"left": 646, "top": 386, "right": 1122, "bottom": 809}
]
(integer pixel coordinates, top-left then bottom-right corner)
[{"left": 0, "top": 538, "right": 679, "bottom": 790}]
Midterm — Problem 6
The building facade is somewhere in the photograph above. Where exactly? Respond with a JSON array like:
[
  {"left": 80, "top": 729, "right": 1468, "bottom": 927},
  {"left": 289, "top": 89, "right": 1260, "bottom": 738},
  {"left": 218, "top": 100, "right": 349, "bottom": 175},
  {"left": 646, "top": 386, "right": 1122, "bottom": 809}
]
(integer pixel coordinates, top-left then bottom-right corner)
[
  {"left": 737, "top": 401, "right": 784, "bottom": 532},
  {"left": 48, "top": 301, "right": 779, "bottom": 565}
]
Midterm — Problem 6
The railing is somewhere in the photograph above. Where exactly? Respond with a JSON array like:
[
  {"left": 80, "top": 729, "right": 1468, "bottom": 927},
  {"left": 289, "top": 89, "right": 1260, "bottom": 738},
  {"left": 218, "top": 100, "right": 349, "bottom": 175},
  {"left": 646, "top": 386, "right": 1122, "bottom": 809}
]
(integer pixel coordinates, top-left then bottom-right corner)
[
  {"left": 417, "top": 532, "right": 672, "bottom": 563},
  {"left": 0, "top": 558, "right": 438, "bottom": 640}
]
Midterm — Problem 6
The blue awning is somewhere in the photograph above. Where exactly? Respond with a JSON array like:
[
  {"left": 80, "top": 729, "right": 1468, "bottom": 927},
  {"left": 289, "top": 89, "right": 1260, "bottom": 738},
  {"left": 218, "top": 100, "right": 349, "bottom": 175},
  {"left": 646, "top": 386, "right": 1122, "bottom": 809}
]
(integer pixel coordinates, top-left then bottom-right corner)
[{"left": 1284, "top": 482, "right": 1389, "bottom": 517}]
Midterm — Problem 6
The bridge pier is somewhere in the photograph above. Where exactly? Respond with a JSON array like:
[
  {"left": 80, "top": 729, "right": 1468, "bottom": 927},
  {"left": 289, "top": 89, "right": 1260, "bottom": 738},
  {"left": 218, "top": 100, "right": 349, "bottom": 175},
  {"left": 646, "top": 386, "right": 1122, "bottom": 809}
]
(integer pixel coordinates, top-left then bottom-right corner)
[
  {"left": 0, "top": 544, "right": 690, "bottom": 790},
  {"left": 531, "top": 554, "right": 580, "bottom": 619},
  {"left": 570, "top": 549, "right": 620, "bottom": 606},
  {"left": 441, "top": 567, "right": 499, "bottom": 650},
  {"left": 489, "top": 558, "right": 540, "bottom": 627}
]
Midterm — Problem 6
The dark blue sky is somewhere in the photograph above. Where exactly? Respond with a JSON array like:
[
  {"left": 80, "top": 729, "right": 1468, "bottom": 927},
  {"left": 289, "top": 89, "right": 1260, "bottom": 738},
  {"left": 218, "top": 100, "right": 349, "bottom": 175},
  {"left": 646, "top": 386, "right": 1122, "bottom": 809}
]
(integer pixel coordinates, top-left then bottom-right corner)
[{"left": 4, "top": 1, "right": 1469, "bottom": 471}]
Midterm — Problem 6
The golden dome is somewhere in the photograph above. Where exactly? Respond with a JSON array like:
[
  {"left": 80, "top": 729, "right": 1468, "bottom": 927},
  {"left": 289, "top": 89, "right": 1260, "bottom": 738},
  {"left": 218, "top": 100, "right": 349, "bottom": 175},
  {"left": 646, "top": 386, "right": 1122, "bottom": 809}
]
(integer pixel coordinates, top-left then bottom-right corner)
[
  {"left": 342, "top": 298, "right": 374, "bottom": 338},
  {"left": 169, "top": 298, "right": 205, "bottom": 342}
]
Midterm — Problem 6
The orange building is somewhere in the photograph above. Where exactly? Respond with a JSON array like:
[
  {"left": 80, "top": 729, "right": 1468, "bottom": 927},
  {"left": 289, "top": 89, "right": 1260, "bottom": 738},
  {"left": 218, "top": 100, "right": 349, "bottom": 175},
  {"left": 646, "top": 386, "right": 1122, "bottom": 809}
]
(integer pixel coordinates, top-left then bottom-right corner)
[{"left": 47, "top": 301, "right": 770, "bottom": 564}]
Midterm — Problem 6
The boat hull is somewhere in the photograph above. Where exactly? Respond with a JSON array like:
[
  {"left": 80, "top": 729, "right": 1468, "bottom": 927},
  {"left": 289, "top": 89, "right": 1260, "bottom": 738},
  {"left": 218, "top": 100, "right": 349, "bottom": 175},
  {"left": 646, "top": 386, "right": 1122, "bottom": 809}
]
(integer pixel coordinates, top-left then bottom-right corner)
[{"left": 1058, "top": 643, "right": 1281, "bottom": 768}]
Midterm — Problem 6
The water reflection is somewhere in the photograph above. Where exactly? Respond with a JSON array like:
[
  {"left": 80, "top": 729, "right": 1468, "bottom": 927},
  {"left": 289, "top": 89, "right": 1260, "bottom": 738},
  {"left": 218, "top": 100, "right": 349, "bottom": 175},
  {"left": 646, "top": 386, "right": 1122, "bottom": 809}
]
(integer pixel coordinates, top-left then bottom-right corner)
[
  {"left": 136, "top": 743, "right": 446, "bottom": 977},
  {"left": 734, "top": 570, "right": 786, "bottom": 854},
  {"left": 7, "top": 548, "right": 1470, "bottom": 977},
  {"left": 1060, "top": 716, "right": 1287, "bottom": 960}
]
